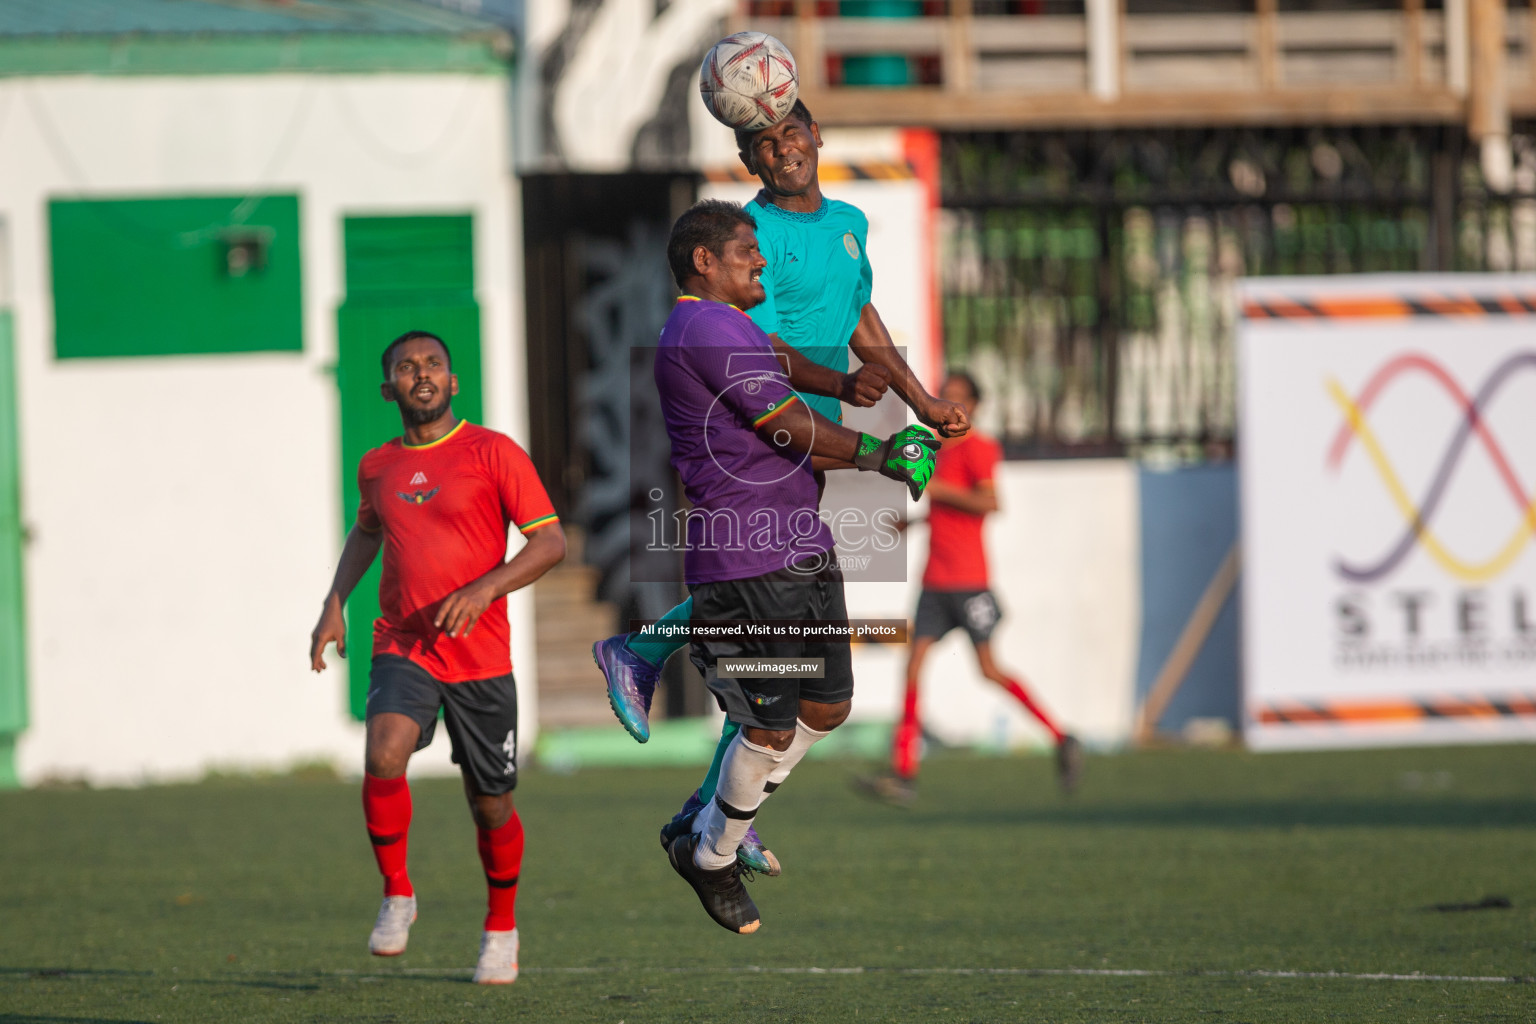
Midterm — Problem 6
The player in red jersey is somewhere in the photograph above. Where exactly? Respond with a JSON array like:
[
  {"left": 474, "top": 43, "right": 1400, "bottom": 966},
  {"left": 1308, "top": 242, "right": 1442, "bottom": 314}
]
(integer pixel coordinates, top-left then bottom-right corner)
[
  {"left": 860, "top": 371, "right": 1082, "bottom": 804},
  {"left": 309, "top": 330, "right": 565, "bottom": 984}
]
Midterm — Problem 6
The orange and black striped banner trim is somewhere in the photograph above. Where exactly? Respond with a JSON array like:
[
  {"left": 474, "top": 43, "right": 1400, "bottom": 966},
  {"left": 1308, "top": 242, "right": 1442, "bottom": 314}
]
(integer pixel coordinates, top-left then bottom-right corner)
[
  {"left": 1243, "top": 292, "right": 1536, "bottom": 321},
  {"left": 1256, "top": 694, "right": 1536, "bottom": 726},
  {"left": 704, "top": 160, "right": 916, "bottom": 184}
]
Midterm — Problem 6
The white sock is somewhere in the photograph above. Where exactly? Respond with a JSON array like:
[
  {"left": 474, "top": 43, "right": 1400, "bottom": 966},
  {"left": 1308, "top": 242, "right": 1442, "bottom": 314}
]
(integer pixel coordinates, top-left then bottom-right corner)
[
  {"left": 694, "top": 733, "right": 783, "bottom": 870},
  {"left": 763, "top": 719, "right": 830, "bottom": 793}
]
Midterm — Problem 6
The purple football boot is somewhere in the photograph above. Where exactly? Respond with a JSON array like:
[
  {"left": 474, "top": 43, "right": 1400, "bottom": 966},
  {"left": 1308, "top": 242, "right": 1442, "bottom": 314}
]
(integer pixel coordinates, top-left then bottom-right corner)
[
  {"left": 658, "top": 789, "right": 782, "bottom": 877},
  {"left": 592, "top": 634, "right": 660, "bottom": 743}
]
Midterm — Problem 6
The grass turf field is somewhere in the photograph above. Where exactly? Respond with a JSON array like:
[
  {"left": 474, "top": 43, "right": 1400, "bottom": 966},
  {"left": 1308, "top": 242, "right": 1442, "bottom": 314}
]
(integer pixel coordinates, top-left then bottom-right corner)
[{"left": 2, "top": 743, "right": 1534, "bottom": 1023}]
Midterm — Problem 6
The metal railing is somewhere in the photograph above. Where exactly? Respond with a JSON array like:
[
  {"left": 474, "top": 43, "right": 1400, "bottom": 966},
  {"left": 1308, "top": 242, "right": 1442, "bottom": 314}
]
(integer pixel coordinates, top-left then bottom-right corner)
[{"left": 741, "top": 1, "right": 1536, "bottom": 129}]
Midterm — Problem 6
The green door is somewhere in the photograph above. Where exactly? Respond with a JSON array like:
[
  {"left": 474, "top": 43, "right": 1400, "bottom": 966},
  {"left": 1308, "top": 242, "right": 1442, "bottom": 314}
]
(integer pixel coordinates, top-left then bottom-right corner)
[
  {"left": 0, "top": 308, "right": 27, "bottom": 787},
  {"left": 336, "top": 215, "right": 482, "bottom": 720}
]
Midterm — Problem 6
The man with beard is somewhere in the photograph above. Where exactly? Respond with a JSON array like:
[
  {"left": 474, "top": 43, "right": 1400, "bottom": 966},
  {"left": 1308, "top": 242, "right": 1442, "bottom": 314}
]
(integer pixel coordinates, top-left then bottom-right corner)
[
  {"left": 652, "top": 199, "right": 938, "bottom": 933},
  {"left": 309, "top": 330, "right": 565, "bottom": 983},
  {"left": 594, "top": 100, "right": 967, "bottom": 876}
]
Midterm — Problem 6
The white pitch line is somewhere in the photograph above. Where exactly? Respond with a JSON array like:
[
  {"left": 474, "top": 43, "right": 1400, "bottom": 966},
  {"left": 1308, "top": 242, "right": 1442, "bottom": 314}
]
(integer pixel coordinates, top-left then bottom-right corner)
[{"left": 319, "top": 966, "right": 1532, "bottom": 984}]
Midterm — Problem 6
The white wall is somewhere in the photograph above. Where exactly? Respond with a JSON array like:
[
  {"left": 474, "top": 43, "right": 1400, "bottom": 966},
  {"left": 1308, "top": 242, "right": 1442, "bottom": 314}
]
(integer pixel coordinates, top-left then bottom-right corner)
[
  {"left": 0, "top": 73, "right": 532, "bottom": 785},
  {"left": 847, "top": 460, "right": 1141, "bottom": 750}
]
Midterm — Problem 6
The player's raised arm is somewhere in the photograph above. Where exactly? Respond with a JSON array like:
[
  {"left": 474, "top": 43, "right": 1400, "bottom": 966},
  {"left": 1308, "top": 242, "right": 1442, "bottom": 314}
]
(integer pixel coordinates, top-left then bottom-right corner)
[
  {"left": 310, "top": 523, "right": 384, "bottom": 672},
  {"left": 753, "top": 394, "right": 859, "bottom": 461},
  {"left": 755, "top": 398, "right": 939, "bottom": 499},
  {"left": 849, "top": 303, "right": 970, "bottom": 438},
  {"left": 771, "top": 334, "right": 891, "bottom": 408}
]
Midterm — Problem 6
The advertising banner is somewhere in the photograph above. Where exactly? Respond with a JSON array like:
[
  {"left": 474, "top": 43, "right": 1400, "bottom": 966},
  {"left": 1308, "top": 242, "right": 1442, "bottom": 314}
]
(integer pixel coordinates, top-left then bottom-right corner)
[{"left": 1239, "top": 274, "right": 1536, "bottom": 750}]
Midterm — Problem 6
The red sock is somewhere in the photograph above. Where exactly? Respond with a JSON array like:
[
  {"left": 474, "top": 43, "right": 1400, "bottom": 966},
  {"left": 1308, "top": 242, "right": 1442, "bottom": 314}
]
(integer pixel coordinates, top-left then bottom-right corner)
[
  {"left": 477, "top": 811, "right": 524, "bottom": 932},
  {"left": 362, "top": 773, "right": 413, "bottom": 898},
  {"left": 890, "top": 680, "right": 922, "bottom": 780},
  {"left": 1001, "top": 676, "right": 1065, "bottom": 743}
]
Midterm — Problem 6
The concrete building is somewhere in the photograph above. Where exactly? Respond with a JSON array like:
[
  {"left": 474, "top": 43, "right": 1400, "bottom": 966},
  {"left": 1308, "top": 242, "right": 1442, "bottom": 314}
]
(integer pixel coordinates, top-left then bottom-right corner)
[{"left": 0, "top": 0, "right": 530, "bottom": 785}]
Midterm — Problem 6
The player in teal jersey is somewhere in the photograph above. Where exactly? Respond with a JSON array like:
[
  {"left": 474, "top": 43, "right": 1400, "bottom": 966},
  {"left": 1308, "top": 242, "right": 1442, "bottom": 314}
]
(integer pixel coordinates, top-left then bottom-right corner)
[
  {"left": 744, "top": 170, "right": 872, "bottom": 425},
  {"left": 742, "top": 103, "right": 961, "bottom": 433},
  {"left": 594, "top": 100, "right": 965, "bottom": 875}
]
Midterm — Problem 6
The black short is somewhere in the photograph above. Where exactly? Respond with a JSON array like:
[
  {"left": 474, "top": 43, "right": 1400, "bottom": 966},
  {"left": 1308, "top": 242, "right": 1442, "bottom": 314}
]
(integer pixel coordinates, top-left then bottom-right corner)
[
  {"left": 914, "top": 589, "right": 1002, "bottom": 644},
  {"left": 366, "top": 655, "right": 519, "bottom": 795},
  {"left": 688, "top": 556, "right": 854, "bottom": 731}
]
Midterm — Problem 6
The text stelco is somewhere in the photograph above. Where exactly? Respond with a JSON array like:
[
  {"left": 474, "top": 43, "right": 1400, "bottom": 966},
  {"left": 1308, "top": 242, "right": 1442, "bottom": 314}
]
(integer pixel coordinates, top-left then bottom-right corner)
[{"left": 1335, "top": 584, "right": 1536, "bottom": 668}]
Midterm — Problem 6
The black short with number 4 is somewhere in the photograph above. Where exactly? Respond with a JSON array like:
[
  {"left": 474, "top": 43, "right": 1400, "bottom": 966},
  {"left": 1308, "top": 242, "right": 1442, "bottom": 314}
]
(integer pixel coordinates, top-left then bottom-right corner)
[{"left": 365, "top": 654, "right": 519, "bottom": 794}]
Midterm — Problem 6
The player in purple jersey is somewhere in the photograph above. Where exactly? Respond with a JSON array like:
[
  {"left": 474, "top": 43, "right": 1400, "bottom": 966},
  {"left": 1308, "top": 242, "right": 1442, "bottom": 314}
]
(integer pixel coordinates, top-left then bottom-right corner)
[
  {"left": 653, "top": 199, "right": 939, "bottom": 934},
  {"left": 594, "top": 101, "right": 968, "bottom": 881}
]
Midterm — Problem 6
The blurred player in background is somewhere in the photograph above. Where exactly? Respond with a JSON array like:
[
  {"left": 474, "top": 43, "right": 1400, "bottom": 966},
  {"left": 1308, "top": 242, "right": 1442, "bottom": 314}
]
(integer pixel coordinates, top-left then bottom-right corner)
[
  {"left": 652, "top": 199, "right": 938, "bottom": 933},
  {"left": 593, "top": 100, "right": 967, "bottom": 875},
  {"left": 309, "top": 330, "right": 565, "bottom": 983},
  {"left": 860, "top": 371, "right": 1082, "bottom": 805}
]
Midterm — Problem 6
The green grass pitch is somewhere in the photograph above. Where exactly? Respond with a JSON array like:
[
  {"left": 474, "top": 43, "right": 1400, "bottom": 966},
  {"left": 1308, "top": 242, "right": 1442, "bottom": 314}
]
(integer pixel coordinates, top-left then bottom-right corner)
[{"left": 3, "top": 743, "right": 1534, "bottom": 1022}]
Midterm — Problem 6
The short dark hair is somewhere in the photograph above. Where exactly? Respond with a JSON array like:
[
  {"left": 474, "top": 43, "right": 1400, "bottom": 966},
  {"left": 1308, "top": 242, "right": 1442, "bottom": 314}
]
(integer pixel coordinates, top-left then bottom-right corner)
[
  {"left": 666, "top": 200, "right": 757, "bottom": 288},
  {"left": 381, "top": 330, "right": 452, "bottom": 380},
  {"left": 734, "top": 99, "right": 815, "bottom": 157},
  {"left": 946, "top": 369, "right": 981, "bottom": 403}
]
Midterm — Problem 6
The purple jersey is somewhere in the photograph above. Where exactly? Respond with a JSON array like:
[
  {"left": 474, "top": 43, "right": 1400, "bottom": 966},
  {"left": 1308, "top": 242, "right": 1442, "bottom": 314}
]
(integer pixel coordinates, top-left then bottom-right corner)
[{"left": 654, "top": 297, "right": 834, "bottom": 583}]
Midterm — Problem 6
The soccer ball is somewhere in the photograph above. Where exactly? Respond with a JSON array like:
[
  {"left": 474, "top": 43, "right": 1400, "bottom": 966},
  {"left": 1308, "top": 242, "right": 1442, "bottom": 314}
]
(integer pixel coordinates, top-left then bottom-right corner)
[{"left": 698, "top": 31, "right": 799, "bottom": 131}]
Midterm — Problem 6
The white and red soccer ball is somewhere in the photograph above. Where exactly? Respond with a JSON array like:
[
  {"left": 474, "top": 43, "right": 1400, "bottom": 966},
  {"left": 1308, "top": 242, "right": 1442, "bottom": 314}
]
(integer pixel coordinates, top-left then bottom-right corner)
[{"left": 698, "top": 31, "right": 799, "bottom": 131}]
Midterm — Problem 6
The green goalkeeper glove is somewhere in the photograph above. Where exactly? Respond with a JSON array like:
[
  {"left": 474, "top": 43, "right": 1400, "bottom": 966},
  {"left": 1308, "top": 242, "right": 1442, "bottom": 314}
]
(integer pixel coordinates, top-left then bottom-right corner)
[{"left": 853, "top": 425, "right": 940, "bottom": 500}]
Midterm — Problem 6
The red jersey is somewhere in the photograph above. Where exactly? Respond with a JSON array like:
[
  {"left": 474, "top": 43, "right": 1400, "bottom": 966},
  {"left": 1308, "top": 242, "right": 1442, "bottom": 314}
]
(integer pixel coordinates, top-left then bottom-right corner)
[
  {"left": 356, "top": 421, "right": 558, "bottom": 682},
  {"left": 922, "top": 432, "right": 1002, "bottom": 591}
]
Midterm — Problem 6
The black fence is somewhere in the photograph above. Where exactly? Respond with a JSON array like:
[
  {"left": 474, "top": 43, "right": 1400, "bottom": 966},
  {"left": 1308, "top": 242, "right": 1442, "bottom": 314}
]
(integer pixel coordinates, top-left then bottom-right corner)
[{"left": 939, "top": 122, "right": 1536, "bottom": 460}]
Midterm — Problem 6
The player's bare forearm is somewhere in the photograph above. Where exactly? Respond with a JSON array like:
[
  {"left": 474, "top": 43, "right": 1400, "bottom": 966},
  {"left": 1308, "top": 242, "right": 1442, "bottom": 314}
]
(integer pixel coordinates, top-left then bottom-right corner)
[
  {"left": 310, "top": 525, "right": 383, "bottom": 671},
  {"left": 326, "top": 524, "right": 384, "bottom": 605},
  {"left": 435, "top": 523, "right": 567, "bottom": 638},
  {"left": 759, "top": 404, "right": 941, "bottom": 496},
  {"left": 775, "top": 335, "right": 890, "bottom": 408},
  {"left": 811, "top": 456, "right": 856, "bottom": 471},
  {"left": 927, "top": 479, "right": 998, "bottom": 515},
  {"left": 757, "top": 399, "right": 862, "bottom": 462},
  {"left": 848, "top": 304, "right": 969, "bottom": 437},
  {"left": 774, "top": 335, "right": 840, "bottom": 398},
  {"left": 847, "top": 304, "right": 927, "bottom": 407},
  {"left": 490, "top": 522, "right": 567, "bottom": 598}
]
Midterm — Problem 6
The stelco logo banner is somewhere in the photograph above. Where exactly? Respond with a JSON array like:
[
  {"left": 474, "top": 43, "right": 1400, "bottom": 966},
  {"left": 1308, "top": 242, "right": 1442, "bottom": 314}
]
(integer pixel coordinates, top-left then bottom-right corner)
[{"left": 1238, "top": 275, "right": 1536, "bottom": 750}]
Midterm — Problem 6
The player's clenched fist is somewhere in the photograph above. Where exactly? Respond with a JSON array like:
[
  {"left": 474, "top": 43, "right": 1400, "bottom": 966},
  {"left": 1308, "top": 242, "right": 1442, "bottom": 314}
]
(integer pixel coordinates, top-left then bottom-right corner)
[
  {"left": 853, "top": 425, "right": 941, "bottom": 500},
  {"left": 920, "top": 395, "right": 970, "bottom": 438},
  {"left": 838, "top": 362, "right": 891, "bottom": 408}
]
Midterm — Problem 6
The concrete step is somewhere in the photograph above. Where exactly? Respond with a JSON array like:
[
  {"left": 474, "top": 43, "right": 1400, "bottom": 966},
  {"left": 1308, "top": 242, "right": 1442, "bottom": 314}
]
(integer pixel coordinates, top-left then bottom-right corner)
[
  {"left": 532, "top": 529, "right": 621, "bottom": 729},
  {"left": 537, "top": 693, "right": 623, "bottom": 730}
]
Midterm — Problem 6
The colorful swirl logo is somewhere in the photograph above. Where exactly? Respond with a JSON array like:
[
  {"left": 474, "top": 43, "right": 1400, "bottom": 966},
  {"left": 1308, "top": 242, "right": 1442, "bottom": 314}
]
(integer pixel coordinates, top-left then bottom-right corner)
[{"left": 1325, "top": 351, "right": 1536, "bottom": 584}]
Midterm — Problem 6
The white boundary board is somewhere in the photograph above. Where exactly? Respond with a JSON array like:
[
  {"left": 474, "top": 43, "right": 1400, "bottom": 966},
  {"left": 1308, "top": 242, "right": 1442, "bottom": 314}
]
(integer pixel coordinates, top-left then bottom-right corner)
[{"left": 1238, "top": 274, "right": 1536, "bottom": 750}]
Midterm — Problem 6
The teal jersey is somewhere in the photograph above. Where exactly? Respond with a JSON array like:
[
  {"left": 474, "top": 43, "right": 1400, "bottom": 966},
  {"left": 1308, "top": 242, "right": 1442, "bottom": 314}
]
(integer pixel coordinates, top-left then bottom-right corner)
[{"left": 745, "top": 191, "right": 874, "bottom": 423}]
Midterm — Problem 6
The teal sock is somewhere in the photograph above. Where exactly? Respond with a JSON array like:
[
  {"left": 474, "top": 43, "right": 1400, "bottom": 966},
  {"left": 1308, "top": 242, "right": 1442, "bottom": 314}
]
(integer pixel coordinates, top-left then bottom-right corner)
[
  {"left": 626, "top": 596, "right": 694, "bottom": 667},
  {"left": 698, "top": 719, "right": 742, "bottom": 803}
]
